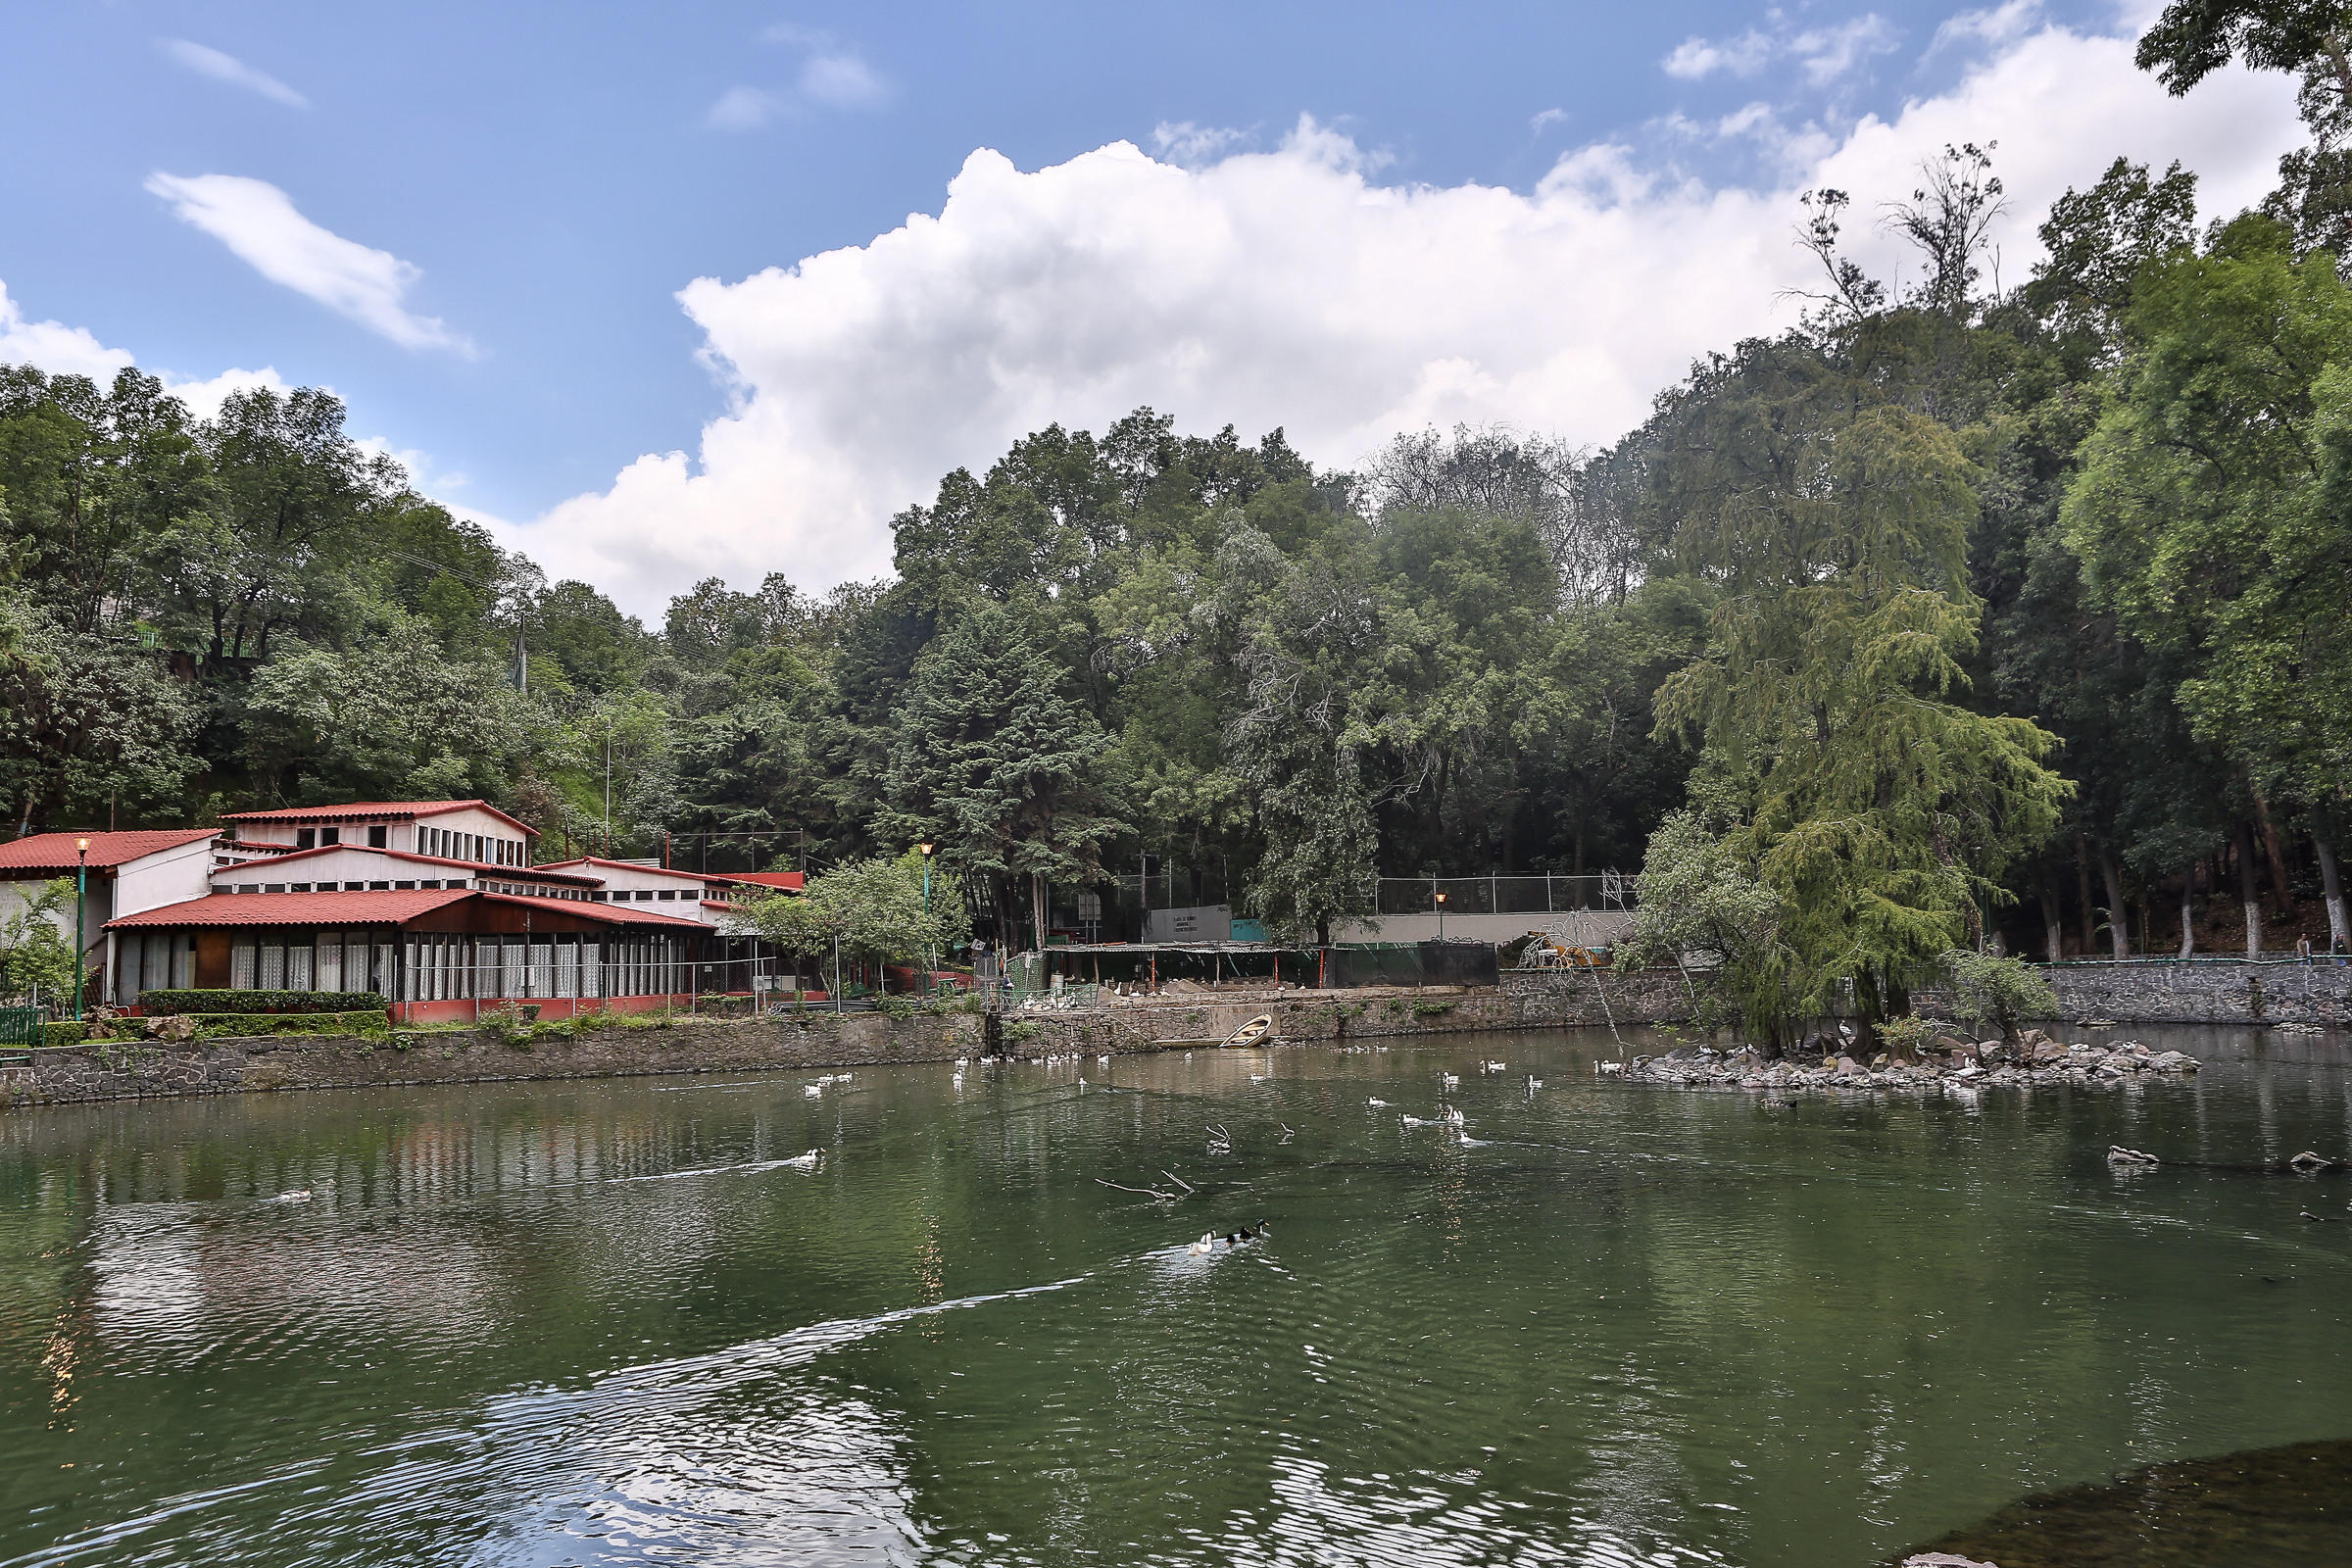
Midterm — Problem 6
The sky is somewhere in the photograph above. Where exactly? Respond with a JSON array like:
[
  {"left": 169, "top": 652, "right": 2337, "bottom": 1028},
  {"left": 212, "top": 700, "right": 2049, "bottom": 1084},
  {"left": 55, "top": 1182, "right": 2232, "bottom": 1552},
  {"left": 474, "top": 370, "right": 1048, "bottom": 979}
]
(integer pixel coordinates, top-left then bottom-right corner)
[{"left": 0, "top": 1, "right": 2308, "bottom": 618}]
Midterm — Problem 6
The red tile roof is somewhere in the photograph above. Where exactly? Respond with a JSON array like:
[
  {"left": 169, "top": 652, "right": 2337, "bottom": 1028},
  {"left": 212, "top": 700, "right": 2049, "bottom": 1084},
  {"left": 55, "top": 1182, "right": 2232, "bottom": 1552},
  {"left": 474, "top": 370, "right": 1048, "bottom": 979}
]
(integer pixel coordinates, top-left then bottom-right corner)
[
  {"left": 239, "top": 846, "right": 602, "bottom": 886},
  {"left": 106, "top": 889, "right": 473, "bottom": 929},
  {"left": 106, "top": 888, "right": 710, "bottom": 931},
  {"left": 0, "top": 830, "right": 217, "bottom": 874},
  {"left": 532, "top": 857, "right": 730, "bottom": 884},
  {"left": 716, "top": 870, "right": 805, "bottom": 891},
  {"left": 479, "top": 893, "right": 707, "bottom": 929},
  {"left": 218, "top": 800, "right": 534, "bottom": 834}
]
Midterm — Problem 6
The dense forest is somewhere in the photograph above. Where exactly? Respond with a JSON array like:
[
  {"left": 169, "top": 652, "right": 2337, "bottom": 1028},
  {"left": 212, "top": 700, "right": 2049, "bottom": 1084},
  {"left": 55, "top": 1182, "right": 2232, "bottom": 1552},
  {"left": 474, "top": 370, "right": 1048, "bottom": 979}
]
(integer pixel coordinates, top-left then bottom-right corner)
[{"left": 3, "top": 6, "right": 2349, "bottom": 1030}]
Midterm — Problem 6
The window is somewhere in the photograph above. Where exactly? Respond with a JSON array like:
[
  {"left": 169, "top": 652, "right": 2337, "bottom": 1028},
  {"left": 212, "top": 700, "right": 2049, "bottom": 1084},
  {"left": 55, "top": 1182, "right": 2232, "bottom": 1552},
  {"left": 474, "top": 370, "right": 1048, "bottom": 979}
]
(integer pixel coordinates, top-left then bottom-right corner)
[
  {"left": 230, "top": 940, "right": 257, "bottom": 990},
  {"left": 369, "top": 881, "right": 390, "bottom": 890},
  {"left": 658, "top": 890, "right": 676, "bottom": 901},
  {"left": 590, "top": 891, "right": 607, "bottom": 902},
  {"left": 418, "top": 880, "right": 440, "bottom": 890},
  {"left": 636, "top": 890, "right": 654, "bottom": 902},
  {"left": 211, "top": 884, "right": 229, "bottom": 895},
  {"left": 264, "top": 884, "right": 285, "bottom": 894},
  {"left": 290, "top": 883, "right": 312, "bottom": 893},
  {"left": 367, "top": 825, "right": 387, "bottom": 849},
  {"left": 321, "top": 827, "right": 340, "bottom": 846},
  {"left": 394, "top": 880, "right": 416, "bottom": 890},
  {"left": 237, "top": 884, "right": 258, "bottom": 894},
  {"left": 296, "top": 829, "right": 316, "bottom": 850}
]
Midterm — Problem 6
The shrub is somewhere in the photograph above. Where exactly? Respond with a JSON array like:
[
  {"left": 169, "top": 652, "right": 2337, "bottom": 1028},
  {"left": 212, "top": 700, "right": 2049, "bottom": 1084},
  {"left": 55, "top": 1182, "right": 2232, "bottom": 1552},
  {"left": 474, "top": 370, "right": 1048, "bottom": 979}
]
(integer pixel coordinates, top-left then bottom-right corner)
[
  {"left": 1939, "top": 950, "right": 2060, "bottom": 1043},
  {"left": 138, "top": 990, "right": 386, "bottom": 1016}
]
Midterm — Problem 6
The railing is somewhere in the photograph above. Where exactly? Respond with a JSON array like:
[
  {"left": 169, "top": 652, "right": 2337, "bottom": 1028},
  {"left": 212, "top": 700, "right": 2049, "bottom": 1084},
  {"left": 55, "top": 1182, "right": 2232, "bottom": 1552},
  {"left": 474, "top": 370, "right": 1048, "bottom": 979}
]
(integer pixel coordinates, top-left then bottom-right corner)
[
  {"left": 1375, "top": 873, "right": 1632, "bottom": 916},
  {"left": 0, "top": 1007, "right": 39, "bottom": 1047}
]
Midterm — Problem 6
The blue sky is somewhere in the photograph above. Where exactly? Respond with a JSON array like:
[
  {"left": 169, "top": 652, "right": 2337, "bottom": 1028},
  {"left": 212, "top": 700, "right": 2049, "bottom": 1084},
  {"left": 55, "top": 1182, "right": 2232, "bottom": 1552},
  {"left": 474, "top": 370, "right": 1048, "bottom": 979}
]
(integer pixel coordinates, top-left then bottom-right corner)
[{"left": 0, "top": 2, "right": 2304, "bottom": 612}]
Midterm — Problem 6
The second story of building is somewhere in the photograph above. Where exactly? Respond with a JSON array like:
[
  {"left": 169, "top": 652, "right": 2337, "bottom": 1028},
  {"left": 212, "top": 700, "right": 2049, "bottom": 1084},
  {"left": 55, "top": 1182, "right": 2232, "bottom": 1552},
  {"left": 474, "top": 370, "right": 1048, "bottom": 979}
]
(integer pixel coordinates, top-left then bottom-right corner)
[{"left": 219, "top": 802, "right": 535, "bottom": 867}]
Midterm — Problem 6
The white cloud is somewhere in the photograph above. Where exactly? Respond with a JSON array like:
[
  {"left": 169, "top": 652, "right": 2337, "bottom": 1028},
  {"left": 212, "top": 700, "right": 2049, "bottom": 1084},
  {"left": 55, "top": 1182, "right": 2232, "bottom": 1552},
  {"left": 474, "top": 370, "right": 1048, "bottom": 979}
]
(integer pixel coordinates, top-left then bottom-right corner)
[
  {"left": 1791, "top": 16, "right": 1903, "bottom": 83},
  {"left": 1932, "top": 1, "right": 2046, "bottom": 53},
  {"left": 144, "top": 173, "right": 469, "bottom": 353},
  {"left": 706, "top": 85, "right": 785, "bottom": 131},
  {"left": 1665, "top": 29, "right": 1778, "bottom": 80},
  {"left": 0, "top": 277, "right": 295, "bottom": 416},
  {"left": 1152, "top": 121, "right": 1249, "bottom": 166},
  {"left": 163, "top": 366, "right": 293, "bottom": 421},
  {"left": 799, "top": 52, "right": 888, "bottom": 111},
  {"left": 508, "top": 19, "right": 2302, "bottom": 618},
  {"left": 710, "top": 27, "right": 888, "bottom": 128},
  {"left": 160, "top": 38, "right": 309, "bottom": 108},
  {"left": 0, "top": 279, "right": 136, "bottom": 378},
  {"left": 1664, "top": 14, "right": 1900, "bottom": 84}
]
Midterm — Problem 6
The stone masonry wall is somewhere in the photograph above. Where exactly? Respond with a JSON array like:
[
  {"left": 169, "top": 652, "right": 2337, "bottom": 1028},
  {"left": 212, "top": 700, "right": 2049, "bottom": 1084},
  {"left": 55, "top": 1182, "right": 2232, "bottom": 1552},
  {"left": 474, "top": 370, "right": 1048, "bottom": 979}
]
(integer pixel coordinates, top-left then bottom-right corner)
[
  {"left": 10, "top": 960, "right": 2326, "bottom": 1111},
  {"left": 1914, "top": 958, "right": 2352, "bottom": 1029},
  {"left": 1, "top": 969, "right": 1728, "bottom": 1111}
]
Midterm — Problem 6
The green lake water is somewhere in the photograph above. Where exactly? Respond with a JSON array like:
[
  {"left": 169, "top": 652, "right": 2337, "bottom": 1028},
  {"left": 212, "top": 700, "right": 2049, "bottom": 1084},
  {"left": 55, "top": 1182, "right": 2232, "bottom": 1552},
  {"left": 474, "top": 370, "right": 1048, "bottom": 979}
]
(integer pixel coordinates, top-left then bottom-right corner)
[{"left": 4, "top": 1024, "right": 2351, "bottom": 1567}]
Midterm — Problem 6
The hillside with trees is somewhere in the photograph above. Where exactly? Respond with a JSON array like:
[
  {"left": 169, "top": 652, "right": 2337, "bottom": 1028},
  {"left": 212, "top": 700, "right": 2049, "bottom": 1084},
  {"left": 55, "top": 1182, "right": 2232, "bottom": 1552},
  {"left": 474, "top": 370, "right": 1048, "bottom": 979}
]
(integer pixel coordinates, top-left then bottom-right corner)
[{"left": 3, "top": 7, "right": 2348, "bottom": 1026}]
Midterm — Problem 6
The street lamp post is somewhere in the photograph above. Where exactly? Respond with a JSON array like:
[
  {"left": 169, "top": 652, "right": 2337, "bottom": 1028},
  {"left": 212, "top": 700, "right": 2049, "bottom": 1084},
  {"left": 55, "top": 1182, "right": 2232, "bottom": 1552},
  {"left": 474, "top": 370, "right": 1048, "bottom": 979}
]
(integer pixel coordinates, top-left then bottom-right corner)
[
  {"left": 74, "top": 838, "right": 89, "bottom": 1020},
  {"left": 1435, "top": 889, "right": 1447, "bottom": 941},
  {"left": 918, "top": 843, "right": 936, "bottom": 987}
]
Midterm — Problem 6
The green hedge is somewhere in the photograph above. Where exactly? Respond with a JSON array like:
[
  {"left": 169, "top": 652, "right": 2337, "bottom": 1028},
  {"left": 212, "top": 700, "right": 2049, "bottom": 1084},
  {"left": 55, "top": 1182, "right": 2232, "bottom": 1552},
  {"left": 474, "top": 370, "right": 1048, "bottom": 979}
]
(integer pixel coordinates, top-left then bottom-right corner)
[
  {"left": 137, "top": 990, "right": 386, "bottom": 1016},
  {"left": 64, "top": 1010, "right": 390, "bottom": 1044}
]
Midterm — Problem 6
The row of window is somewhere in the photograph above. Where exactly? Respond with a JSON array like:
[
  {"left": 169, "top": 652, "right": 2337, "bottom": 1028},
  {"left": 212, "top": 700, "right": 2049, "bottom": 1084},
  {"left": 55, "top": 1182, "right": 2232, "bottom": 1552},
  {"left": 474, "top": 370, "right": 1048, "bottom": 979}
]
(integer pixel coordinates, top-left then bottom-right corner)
[
  {"left": 207, "top": 878, "right": 688, "bottom": 903},
  {"left": 291, "top": 826, "right": 386, "bottom": 850},
  {"left": 113, "top": 930, "right": 701, "bottom": 1001},
  {"left": 418, "top": 826, "right": 523, "bottom": 865}
]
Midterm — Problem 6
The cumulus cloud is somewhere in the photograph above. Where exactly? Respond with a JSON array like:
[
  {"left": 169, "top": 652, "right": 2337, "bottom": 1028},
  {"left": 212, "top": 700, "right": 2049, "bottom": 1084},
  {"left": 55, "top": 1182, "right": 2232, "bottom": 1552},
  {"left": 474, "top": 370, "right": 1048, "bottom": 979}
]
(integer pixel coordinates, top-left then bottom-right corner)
[
  {"left": 145, "top": 173, "right": 469, "bottom": 352},
  {"left": 0, "top": 276, "right": 296, "bottom": 416},
  {"left": 1665, "top": 14, "right": 1901, "bottom": 84},
  {"left": 0, "top": 279, "right": 136, "bottom": 379},
  {"left": 160, "top": 39, "right": 309, "bottom": 107},
  {"left": 511, "top": 18, "right": 2302, "bottom": 618}
]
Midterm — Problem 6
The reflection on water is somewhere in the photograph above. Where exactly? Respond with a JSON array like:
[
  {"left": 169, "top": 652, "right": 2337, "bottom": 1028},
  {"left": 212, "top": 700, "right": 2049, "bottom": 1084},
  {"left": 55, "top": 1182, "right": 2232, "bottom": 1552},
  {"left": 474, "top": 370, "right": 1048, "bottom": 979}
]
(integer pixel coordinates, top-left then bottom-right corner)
[
  {"left": 1892, "top": 1437, "right": 2352, "bottom": 1567},
  {"left": 1, "top": 1024, "right": 2350, "bottom": 1566}
]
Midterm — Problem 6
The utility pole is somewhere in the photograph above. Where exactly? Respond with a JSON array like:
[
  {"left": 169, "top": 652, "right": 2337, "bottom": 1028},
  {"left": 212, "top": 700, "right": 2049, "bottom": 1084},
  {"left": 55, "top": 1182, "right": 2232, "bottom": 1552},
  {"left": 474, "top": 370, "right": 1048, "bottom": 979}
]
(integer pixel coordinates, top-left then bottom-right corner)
[{"left": 74, "top": 838, "right": 88, "bottom": 1020}]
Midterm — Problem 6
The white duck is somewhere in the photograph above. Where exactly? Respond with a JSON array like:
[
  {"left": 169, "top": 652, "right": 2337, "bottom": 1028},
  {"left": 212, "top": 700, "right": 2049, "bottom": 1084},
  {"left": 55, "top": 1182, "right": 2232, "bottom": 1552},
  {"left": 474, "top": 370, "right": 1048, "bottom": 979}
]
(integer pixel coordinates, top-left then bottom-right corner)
[{"left": 1188, "top": 1232, "right": 1216, "bottom": 1255}]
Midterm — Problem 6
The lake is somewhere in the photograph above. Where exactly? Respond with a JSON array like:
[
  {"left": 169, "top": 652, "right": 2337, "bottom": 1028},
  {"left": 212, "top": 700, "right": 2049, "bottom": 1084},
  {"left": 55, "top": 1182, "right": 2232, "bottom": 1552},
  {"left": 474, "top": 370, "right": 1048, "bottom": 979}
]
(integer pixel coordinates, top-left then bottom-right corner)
[{"left": 4, "top": 1023, "right": 2349, "bottom": 1566}]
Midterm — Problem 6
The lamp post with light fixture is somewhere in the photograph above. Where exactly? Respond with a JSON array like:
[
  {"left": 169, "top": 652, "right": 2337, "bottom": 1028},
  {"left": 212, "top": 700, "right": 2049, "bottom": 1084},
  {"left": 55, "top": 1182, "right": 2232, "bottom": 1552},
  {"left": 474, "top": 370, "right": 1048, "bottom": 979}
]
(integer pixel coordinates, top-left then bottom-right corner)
[
  {"left": 74, "top": 837, "right": 89, "bottom": 1020},
  {"left": 918, "top": 842, "right": 936, "bottom": 987},
  {"left": 1435, "top": 889, "right": 1446, "bottom": 942}
]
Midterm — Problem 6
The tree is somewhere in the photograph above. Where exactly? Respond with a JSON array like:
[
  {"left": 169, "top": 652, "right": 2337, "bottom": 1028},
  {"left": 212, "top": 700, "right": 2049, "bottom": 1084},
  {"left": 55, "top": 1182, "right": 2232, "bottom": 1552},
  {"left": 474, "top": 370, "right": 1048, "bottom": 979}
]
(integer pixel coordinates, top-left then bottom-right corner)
[
  {"left": 1650, "top": 337, "right": 2070, "bottom": 1040},
  {"left": 1617, "top": 807, "right": 1793, "bottom": 1045},
  {"left": 239, "top": 619, "right": 528, "bottom": 804},
  {"left": 2064, "top": 216, "right": 2352, "bottom": 950},
  {"left": 883, "top": 604, "right": 1125, "bottom": 949},
  {"left": 141, "top": 387, "right": 394, "bottom": 664},
  {"left": 0, "top": 877, "right": 78, "bottom": 1004},
  {"left": 1939, "top": 948, "right": 2060, "bottom": 1044},
  {"left": 0, "top": 597, "right": 201, "bottom": 833},
  {"left": 736, "top": 853, "right": 968, "bottom": 993}
]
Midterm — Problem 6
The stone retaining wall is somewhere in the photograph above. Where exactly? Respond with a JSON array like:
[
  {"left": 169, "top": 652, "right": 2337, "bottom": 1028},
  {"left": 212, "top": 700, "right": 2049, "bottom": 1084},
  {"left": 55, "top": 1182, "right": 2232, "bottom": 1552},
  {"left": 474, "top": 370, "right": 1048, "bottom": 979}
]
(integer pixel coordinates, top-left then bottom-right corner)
[
  {"left": 1915, "top": 958, "right": 2352, "bottom": 1028},
  {"left": 1, "top": 970, "right": 1730, "bottom": 1110}
]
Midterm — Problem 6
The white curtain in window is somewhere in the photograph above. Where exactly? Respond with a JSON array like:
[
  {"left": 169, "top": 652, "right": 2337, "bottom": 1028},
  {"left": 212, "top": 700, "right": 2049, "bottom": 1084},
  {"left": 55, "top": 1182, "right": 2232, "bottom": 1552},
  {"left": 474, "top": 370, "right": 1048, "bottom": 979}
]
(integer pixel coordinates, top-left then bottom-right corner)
[
  {"left": 259, "top": 943, "right": 285, "bottom": 989},
  {"left": 287, "top": 944, "right": 313, "bottom": 990},
  {"left": 231, "top": 940, "right": 257, "bottom": 990},
  {"left": 316, "top": 933, "right": 343, "bottom": 993}
]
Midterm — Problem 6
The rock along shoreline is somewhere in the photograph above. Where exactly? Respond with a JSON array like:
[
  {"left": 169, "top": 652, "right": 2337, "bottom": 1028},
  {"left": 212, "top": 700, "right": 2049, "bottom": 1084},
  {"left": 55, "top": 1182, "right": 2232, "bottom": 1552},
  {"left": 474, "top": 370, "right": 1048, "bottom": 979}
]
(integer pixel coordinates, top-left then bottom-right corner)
[{"left": 1605, "top": 1027, "right": 2201, "bottom": 1095}]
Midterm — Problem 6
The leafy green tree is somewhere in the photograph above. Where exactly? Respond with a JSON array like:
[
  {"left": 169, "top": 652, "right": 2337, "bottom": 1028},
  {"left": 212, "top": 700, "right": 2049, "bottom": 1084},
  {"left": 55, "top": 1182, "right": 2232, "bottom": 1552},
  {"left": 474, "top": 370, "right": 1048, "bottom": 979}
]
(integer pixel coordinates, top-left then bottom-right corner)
[
  {"left": 0, "top": 877, "right": 79, "bottom": 1004},
  {"left": 1212, "top": 526, "right": 1386, "bottom": 945},
  {"left": 1617, "top": 807, "right": 1793, "bottom": 1044},
  {"left": 883, "top": 603, "right": 1125, "bottom": 949},
  {"left": 239, "top": 620, "right": 527, "bottom": 804},
  {"left": 1650, "top": 338, "right": 2070, "bottom": 1038},
  {"left": 736, "top": 853, "right": 968, "bottom": 992},
  {"left": 0, "top": 597, "right": 201, "bottom": 833},
  {"left": 1939, "top": 948, "right": 2061, "bottom": 1044}
]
